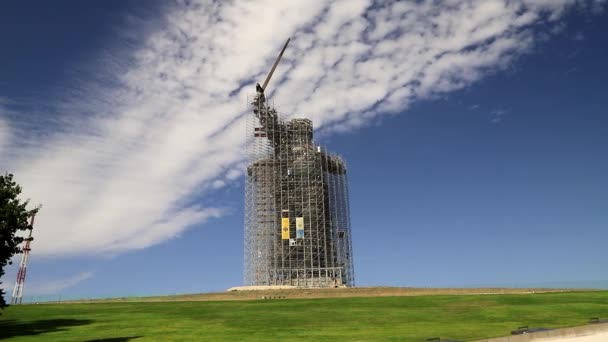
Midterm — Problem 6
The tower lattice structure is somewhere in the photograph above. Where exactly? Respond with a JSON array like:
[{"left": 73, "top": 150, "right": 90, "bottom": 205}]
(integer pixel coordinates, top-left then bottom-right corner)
[{"left": 11, "top": 213, "right": 36, "bottom": 304}]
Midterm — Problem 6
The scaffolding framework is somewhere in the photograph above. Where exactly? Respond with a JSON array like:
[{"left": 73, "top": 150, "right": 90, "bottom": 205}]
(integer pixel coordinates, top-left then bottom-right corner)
[{"left": 244, "top": 91, "right": 355, "bottom": 288}]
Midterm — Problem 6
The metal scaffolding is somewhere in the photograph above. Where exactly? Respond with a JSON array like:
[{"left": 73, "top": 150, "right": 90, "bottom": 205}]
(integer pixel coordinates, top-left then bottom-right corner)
[{"left": 244, "top": 88, "right": 355, "bottom": 288}]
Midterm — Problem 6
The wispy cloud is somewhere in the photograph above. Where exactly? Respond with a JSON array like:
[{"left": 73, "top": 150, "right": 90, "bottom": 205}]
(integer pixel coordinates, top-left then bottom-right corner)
[
  {"left": 0, "top": 0, "right": 604, "bottom": 257},
  {"left": 2, "top": 271, "right": 92, "bottom": 298},
  {"left": 0, "top": 100, "right": 12, "bottom": 157},
  {"left": 491, "top": 109, "right": 508, "bottom": 124},
  {"left": 564, "top": 66, "right": 579, "bottom": 75},
  {"left": 572, "top": 31, "right": 586, "bottom": 41},
  {"left": 32, "top": 272, "right": 93, "bottom": 296}
]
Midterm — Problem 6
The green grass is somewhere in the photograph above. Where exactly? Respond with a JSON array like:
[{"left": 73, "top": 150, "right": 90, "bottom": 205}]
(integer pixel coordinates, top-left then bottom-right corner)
[{"left": 1, "top": 291, "right": 607, "bottom": 341}]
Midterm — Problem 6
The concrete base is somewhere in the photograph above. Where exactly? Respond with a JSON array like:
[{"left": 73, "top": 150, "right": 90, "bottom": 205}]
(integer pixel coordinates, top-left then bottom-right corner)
[{"left": 226, "top": 285, "right": 298, "bottom": 291}]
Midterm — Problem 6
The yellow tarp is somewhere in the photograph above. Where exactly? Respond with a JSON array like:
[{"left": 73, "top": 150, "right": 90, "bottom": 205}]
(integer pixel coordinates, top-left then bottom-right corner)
[{"left": 281, "top": 218, "right": 290, "bottom": 239}]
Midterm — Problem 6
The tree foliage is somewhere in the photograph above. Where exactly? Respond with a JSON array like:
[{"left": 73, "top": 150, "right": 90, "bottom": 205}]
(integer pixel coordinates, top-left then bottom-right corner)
[{"left": 0, "top": 173, "right": 40, "bottom": 310}]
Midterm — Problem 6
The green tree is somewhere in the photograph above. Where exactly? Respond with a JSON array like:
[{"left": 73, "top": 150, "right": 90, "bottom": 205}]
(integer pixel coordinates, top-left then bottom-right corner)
[{"left": 0, "top": 173, "right": 40, "bottom": 310}]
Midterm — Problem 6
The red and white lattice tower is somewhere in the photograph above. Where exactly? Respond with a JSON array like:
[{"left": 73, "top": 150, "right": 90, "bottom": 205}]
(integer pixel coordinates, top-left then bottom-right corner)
[{"left": 11, "top": 214, "right": 36, "bottom": 305}]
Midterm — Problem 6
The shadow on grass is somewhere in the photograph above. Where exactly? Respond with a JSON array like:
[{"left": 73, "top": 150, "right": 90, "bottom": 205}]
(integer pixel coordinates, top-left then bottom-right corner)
[
  {"left": 84, "top": 337, "right": 143, "bottom": 342},
  {"left": 0, "top": 318, "right": 94, "bottom": 340}
]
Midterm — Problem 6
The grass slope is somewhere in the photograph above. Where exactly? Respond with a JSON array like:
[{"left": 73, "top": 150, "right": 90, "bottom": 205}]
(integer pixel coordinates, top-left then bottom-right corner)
[
  {"left": 1, "top": 291, "right": 607, "bottom": 341},
  {"left": 64, "top": 287, "right": 581, "bottom": 303}
]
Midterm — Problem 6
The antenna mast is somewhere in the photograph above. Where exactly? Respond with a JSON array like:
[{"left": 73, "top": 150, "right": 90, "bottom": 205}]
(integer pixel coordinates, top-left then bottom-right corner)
[{"left": 11, "top": 214, "right": 36, "bottom": 305}]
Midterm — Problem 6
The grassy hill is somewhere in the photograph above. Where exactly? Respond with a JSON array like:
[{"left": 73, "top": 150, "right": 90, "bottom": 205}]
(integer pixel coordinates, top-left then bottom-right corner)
[
  {"left": 59, "top": 286, "right": 588, "bottom": 303},
  {"left": 1, "top": 290, "right": 607, "bottom": 341}
]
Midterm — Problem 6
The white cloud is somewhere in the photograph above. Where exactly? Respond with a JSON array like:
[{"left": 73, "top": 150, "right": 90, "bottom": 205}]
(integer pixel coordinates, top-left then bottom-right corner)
[
  {"left": 0, "top": 101, "right": 11, "bottom": 158},
  {"left": 0, "top": 119, "right": 8, "bottom": 158},
  {"left": 1, "top": 271, "right": 92, "bottom": 298},
  {"left": 491, "top": 109, "right": 508, "bottom": 124},
  {"left": 0, "top": 0, "right": 604, "bottom": 257},
  {"left": 28, "top": 272, "right": 94, "bottom": 295}
]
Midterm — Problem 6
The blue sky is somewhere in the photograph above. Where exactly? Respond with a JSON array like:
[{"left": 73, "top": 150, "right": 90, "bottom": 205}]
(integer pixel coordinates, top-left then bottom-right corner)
[{"left": 1, "top": 1, "right": 607, "bottom": 300}]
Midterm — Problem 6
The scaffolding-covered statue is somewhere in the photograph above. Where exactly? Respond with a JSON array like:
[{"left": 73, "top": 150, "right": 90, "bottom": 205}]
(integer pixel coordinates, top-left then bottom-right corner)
[{"left": 244, "top": 39, "right": 355, "bottom": 288}]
